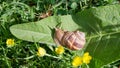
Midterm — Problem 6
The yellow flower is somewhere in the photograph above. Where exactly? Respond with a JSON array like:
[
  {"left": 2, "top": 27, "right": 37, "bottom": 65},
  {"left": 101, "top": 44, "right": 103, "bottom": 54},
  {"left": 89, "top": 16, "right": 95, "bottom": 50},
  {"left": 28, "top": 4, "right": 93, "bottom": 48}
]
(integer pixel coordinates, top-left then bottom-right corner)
[
  {"left": 72, "top": 56, "right": 83, "bottom": 67},
  {"left": 55, "top": 46, "right": 64, "bottom": 54},
  {"left": 37, "top": 47, "right": 46, "bottom": 57},
  {"left": 72, "top": 52, "right": 92, "bottom": 67},
  {"left": 6, "top": 39, "right": 15, "bottom": 47},
  {"left": 82, "top": 52, "right": 92, "bottom": 64}
]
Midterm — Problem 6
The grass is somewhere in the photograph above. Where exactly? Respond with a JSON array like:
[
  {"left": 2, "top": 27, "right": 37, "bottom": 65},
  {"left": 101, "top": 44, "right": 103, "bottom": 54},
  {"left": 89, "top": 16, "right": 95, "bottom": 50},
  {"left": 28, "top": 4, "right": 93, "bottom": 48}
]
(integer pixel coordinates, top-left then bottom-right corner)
[{"left": 0, "top": 0, "right": 120, "bottom": 68}]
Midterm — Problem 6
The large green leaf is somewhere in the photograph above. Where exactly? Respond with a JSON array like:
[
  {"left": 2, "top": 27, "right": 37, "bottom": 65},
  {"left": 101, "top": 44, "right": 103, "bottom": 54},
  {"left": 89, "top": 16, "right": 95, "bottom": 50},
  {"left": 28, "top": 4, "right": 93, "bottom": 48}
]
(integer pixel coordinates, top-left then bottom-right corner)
[
  {"left": 10, "top": 5, "right": 120, "bottom": 67},
  {"left": 10, "top": 15, "right": 80, "bottom": 45},
  {"left": 74, "top": 5, "right": 120, "bottom": 68}
]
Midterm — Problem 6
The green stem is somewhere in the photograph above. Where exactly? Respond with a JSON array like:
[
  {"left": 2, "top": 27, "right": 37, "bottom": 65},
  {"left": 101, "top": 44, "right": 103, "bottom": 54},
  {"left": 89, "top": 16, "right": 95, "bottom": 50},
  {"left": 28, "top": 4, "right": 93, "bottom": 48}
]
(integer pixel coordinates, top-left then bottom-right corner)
[
  {"left": 85, "top": 63, "right": 89, "bottom": 68},
  {"left": 86, "top": 31, "right": 120, "bottom": 39},
  {"left": 84, "top": 0, "right": 87, "bottom": 5},
  {"left": 45, "top": 54, "right": 61, "bottom": 59},
  {"left": 51, "top": 0, "right": 64, "bottom": 10},
  {"left": 2, "top": 46, "right": 11, "bottom": 68},
  {"left": 80, "top": 1, "right": 83, "bottom": 10},
  {"left": 17, "top": 55, "right": 35, "bottom": 60}
]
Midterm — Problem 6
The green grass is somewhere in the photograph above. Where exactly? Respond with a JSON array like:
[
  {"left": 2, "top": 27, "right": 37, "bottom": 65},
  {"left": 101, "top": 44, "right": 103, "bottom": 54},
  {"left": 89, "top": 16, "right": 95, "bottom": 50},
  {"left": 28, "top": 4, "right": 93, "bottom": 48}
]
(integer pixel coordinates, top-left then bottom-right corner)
[{"left": 0, "top": 0, "right": 120, "bottom": 68}]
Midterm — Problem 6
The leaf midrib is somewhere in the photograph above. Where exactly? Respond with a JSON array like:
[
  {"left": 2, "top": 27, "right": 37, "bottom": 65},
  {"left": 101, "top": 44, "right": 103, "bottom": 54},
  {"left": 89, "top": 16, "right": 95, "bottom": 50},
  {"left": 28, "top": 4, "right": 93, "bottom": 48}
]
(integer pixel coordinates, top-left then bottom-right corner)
[{"left": 86, "top": 30, "right": 120, "bottom": 39}]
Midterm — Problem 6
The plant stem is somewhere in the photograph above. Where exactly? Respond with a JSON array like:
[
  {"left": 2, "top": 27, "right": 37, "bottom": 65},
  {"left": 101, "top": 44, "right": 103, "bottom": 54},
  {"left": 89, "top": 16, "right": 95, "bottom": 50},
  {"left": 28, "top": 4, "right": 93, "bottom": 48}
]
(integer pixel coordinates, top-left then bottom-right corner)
[
  {"left": 17, "top": 55, "right": 35, "bottom": 60},
  {"left": 51, "top": 0, "right": 64, "bottom": 10},
  {"left": 2, "top": 46, "right": 11, "bottom": 68},
  {"left": 86, "top": 31, "right": 120, "bottom": 39},
  {"left": 45, "top": 54, "right": 61, "bottom": 59}
]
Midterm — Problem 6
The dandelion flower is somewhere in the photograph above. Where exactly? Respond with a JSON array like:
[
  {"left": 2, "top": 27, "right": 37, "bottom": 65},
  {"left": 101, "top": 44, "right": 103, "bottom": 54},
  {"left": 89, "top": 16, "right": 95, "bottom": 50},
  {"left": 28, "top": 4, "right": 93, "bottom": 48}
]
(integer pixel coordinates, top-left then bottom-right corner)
[
  {"left": 82, "top": 52, "right": 92, "bottom": 64},
  {"left": 72, "top": 56, "right": 83, "bottom": 67},
  {"left": 55, "top": 46, "right": 64, "bottom": 54},
  {"left": 6, "top": 39, "right": 15, "bottom": 47},
  {"left": 37, "top": 47, "right": 46, "bottom": 57},
  {"left": 71, "top": 52, "right": 92, "bottom": 67}
]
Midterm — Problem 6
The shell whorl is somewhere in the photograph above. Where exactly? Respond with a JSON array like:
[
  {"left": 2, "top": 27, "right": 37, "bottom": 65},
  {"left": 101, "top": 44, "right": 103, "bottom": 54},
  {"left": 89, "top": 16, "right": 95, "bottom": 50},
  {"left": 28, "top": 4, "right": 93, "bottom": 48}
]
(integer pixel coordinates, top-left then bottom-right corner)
[{"left": 54, "top": 28, "right": 86, "bottom": 50}]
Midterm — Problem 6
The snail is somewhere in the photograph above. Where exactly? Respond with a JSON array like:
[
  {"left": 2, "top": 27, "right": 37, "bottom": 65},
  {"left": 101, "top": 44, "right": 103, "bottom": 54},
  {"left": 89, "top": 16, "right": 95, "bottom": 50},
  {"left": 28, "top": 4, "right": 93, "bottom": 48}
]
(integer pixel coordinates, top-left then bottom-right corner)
[{"left": 54, "top": 28, "right": 86, "bottom": 50}]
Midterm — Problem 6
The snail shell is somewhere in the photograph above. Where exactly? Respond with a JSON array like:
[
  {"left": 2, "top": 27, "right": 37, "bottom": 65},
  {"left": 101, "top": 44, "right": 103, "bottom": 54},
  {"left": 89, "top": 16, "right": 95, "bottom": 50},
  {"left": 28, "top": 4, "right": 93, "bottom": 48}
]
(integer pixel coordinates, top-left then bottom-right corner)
[{"left": 54, "top": 28, "right": 86, "bottom": 50}]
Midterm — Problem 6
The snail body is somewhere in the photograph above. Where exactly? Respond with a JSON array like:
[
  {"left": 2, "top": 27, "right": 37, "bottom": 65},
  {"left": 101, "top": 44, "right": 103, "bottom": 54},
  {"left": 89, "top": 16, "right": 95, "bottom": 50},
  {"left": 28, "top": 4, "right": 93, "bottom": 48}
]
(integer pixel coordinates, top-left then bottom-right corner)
[{"left": 54, "top": 28, "right": 86, "bottom": 50}]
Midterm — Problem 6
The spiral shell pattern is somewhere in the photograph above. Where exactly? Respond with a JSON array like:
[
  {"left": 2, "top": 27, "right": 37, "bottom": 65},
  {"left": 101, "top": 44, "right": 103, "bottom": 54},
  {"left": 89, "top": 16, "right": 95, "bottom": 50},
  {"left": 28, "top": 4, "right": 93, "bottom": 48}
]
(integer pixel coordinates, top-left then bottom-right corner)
[{"left": 54, "top": 28, "right": 86, "bottom": 50}]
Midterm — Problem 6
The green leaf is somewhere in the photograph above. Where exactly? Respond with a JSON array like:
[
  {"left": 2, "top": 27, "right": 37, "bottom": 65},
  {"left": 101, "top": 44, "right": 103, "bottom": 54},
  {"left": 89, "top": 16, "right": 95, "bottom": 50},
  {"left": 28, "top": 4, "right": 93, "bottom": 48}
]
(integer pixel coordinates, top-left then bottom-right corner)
[
  {"left": 75, "top": 5, "right": 120, "bottom": 68},
  {"left": 10, "top": 4, "right": 120, "bottom": 67},
  {"left": 10, "top": 15, "right": 80, "bottom": 45}
]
